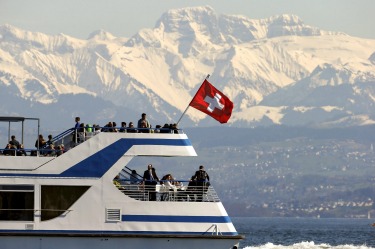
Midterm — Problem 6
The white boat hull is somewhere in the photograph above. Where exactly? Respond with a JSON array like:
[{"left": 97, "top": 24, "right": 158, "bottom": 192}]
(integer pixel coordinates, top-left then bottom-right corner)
[
  {"left": 1, "top": 234, "right": 241, "bottom": 249},
  {"left": 0, "top": 123, "right": 243, "bottom": 249}
]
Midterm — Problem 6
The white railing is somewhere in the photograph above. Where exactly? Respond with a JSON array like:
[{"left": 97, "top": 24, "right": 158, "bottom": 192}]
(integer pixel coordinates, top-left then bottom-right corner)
[{"left": 115, "top": 183, "right": 220, "bottom": 202}]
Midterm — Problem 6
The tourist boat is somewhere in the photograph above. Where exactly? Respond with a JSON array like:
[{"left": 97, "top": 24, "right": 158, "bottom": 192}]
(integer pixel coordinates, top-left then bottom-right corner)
[{"left": 0, "top": 117, "right": 243, "bottom": 249}]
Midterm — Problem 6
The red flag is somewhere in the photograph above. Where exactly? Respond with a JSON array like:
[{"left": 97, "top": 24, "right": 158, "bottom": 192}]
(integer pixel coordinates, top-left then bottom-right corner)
[{"left": 189, "top": 79, "right": 234, "bottom": 123}]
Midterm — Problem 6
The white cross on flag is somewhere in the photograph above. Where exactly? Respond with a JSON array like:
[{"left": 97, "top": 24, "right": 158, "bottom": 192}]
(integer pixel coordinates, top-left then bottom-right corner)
[{"left": 189, "top": 79, "right": 234, "bottom": 124}]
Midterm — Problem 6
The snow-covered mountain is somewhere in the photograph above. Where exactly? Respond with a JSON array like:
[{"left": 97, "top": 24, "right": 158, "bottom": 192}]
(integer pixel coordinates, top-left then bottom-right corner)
[{"left": 1, "top": 5, "right": 375, "bottom": 129}]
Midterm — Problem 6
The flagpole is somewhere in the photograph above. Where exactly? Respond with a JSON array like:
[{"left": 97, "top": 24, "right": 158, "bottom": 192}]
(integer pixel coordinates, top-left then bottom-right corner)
[{"left": 176, "top": 74, "right": 210, "bottom": 126}]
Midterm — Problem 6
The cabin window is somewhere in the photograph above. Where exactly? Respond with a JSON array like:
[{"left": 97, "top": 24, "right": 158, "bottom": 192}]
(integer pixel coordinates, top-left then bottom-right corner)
[
  {"left": 41, "top": 185, "right": 90, "bottom": 221},
  {"left": 0, "top": 185, "right": 34, "bottom": 221}
]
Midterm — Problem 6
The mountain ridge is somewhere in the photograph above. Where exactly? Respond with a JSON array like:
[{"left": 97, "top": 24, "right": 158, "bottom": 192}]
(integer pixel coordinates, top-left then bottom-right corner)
[{"left": 0, "top": 6, "right": 374, "bottom": 129}]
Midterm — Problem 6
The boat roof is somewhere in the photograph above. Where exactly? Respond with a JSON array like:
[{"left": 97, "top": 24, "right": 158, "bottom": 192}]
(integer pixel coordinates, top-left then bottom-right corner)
[
  {"left": 0, "top": 116, "right": 40, "bottom": 122},
  {"left": 0, "top": 116, "right": 40, "bottom": 145}
]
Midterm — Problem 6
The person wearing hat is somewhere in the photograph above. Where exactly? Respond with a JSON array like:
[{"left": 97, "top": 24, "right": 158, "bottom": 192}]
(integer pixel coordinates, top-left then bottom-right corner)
[{"left": 191, "top": 165, "right": 210, "bottom": 202}]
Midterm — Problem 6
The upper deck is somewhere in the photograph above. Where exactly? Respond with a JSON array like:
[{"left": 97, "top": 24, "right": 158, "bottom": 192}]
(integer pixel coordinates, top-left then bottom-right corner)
[{"left": 0, "top": 126, "right": 197, "bottom": 177}]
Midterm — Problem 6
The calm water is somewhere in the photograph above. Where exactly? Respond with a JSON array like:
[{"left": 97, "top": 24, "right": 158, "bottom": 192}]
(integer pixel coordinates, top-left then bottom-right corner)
[{"left": 232, "top": 217, "right": 375, "bottom": 249}]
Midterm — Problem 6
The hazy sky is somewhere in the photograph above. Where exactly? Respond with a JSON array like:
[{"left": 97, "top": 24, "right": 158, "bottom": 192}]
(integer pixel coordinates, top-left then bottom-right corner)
[{"left": 1, "top": 0, "right": 374, "bottom": 39}]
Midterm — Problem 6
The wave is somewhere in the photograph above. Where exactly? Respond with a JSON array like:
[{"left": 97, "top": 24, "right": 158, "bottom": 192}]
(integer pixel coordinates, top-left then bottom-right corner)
[{"left": 243, "top": 241, "right": 375, "bottom": 249}]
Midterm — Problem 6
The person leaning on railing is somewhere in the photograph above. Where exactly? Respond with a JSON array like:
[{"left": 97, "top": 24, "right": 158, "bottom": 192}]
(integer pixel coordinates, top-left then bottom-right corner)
[
  {"left": 16, "top": 144, "right": 27, "bottom": 156},
  {"left": 127, "top": 122, "right": 138, "bottom": 133},
  {"left": 3, "top": 144, "right": 16, "bottom": 156},
  {"left": 191, "top": 165, "right": 210, "bottom": 202}
]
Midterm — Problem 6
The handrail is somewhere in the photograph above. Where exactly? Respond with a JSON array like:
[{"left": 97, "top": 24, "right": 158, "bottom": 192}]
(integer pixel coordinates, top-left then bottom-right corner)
[
  {"left": 0, "top": 128, "right": 185, "bottom": 157},
  {"left": 204, "top": 224, "right": 223, "bottom": 236},
  {"left": 114, "top": 182, "right": 219, "bottom": 202},
  {"left": 42, "top": 128, "right": 75, "bottom": 148}
]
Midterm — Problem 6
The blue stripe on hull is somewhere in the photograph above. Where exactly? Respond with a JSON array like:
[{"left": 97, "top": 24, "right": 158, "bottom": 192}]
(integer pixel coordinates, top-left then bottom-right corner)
[
  {"left": 0, "top": 230, "right": 239, "bottom": 236},
  {"left": 0, "top": 138, "right": 191, "bottom": 178}
]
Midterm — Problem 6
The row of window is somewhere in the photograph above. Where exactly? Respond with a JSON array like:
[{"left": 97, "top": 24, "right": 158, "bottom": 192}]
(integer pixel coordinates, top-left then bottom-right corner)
[{"left": 0, "top": 185, "right": 89, "bottom": 221}]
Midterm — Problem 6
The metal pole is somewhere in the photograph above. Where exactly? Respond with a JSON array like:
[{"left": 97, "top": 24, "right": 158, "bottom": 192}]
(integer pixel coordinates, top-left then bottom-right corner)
[
  {"left": 176, "top": 106, "right": 190, "bottom": 126},
  {"left": 8, "top": 121, "right": 10, "bottom": 143},
  {"left": 21, "top": 120, "right": 24, "bottom": 145}
]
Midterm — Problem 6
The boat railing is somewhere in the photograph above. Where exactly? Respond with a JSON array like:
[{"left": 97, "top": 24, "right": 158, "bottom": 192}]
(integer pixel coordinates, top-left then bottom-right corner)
[
  {"left": 115, "top": 180, "right": 220, "bottom": 202},
  {"left": 0, "top": 126, "right": 185, "bottom": 157},
  {"left": 0, "top": 148, "right": 64, "bottom": 157},
  {"left": 50, "top": 126, "right": 184, "bottom": 151},
  {"left": 46, "top": 128, "right": 76, "bottom": 150}
]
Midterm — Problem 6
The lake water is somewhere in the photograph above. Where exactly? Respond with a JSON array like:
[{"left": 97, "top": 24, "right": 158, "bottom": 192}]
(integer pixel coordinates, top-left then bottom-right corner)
[{"left": 232, "top": 217, "right": 375, "bottom": 249}]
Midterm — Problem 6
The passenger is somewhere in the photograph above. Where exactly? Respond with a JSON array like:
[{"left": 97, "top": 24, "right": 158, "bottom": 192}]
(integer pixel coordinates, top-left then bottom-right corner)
[
  {"left": 16, "top": 144, "right": 27, "bottom": 156},
  {"left": 3, "top": 144, "right": 15, "bottom": 156},
  {"left": 101, "top": 122, "right": 109, "bottom": 132},
  {"left": 191, "top": 165, "right": 210, "bottom": 202},
  {"left": 165, "top": 174, "right": 178, "bottom": 191},
  {"left": 154, "top": 125, "right": 162, "bottom": 133},
  {"left": 78, "top": 123, "right": 86, "bottom": 142},
  {"left": 119, "top": 122, "right": 127, "bottom": 133},
  {"left": 160, "top": 123, "right": 171, "bottom": 133},
  {"left": 137, "top": 113, "right": 151, "bottom": 129},
  {"left": 85, "top": 124, "right": 93, "bottom": 139},
  {"left": 46, "top": 134, "right": 54, "bottom": 146},
  {"left": 35, "top": 134, "right": 46, "bottom": 153},
  {"left": 172, "top": 176, "right": 184, "bottom": 189},
  {"left": 74, "top": 117, "right": 81, "bottom": 129},
  {"left": 73, "top": 117, "right": 81, "bottom": 143},
  {"left": 112, "top": 122, "right": 119, "bottom": 132},
  {"left": 172, "top": 175, "right": 187, "bottom": 201},
  {"left": 94, "top": 124, "right": 101, "bottom": 135},
  {"left": 56, "top": 145, "right": 65, "bottom": 156},
  {"left": 142, "top": 164, "right": 159, "bottom": 201},
  {"left": 130, "top": 170, "right": 139, "bottom": 184},
  {"left": 159, "top": 174, "right": 172, "bottom": 201},
  {"left": 9, "top": 135, "right": 20, "bottom": 148},
  {"left": 45, "top": 144, "right": 56, "bottom": 157},
  {"left": 171, "top": 123, "right": 179, "bottom": 134},
  {"left": 102, "top": 122, "right": 113, "bottom": 132},
  {"left": 186, "top": 175, "right": 198, "bottom": 201},
  {"left": 139, "top": 121, "right": 150, "bottom": 133},
  {"left": 127, "top": 122, "right": 138, "bottom": 133},
  {"left": 85, "top": 124, "right": 92, "bottom": 133}
]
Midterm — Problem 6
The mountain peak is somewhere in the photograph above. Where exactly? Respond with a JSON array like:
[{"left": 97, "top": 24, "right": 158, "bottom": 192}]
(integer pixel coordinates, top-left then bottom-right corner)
[
  {"left": 0, "top": 24, "right": 32, "bottom": 40},
  {"left": 87, "top": 29, "right": 117, "bottom": 40},
  {"left": 269, "top": 14, "right": 304, "bottom": 25},
  {"left": 266, "top": 14, "right": 323, "bottom": 37},
  {"left": 156, "top": 5, "right": 217, "bottom": 34}
]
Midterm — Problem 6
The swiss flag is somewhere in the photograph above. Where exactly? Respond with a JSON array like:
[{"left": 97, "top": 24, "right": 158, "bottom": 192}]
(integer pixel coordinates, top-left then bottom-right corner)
[{"left": 189, "top": 79, "right": 234, "bottom": 123}]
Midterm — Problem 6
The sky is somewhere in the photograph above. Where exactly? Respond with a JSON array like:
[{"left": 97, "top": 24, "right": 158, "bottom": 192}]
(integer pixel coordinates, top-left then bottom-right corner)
[{"left": 1, "top": 0, "right": 374, "bottom": 40}]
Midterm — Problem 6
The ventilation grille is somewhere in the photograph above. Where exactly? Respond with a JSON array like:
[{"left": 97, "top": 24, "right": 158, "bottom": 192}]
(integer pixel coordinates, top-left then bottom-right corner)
[{"left": 106, "top": 208, "right": 121, "bottom": 222}]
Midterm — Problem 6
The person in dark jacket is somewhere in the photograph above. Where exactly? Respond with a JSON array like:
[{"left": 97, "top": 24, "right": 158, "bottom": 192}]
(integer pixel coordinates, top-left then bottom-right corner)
[
  {"left": 191, "top": 165, "right": 210, "bottom": 202},
  {"left": 143, "top": 164, "right": 159, "bottom": 201}
]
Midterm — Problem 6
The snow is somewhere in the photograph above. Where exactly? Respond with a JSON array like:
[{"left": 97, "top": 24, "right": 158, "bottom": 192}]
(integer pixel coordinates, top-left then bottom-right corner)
[{"left": 0, "top": 6, "right": 375, "bottom": 127}]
